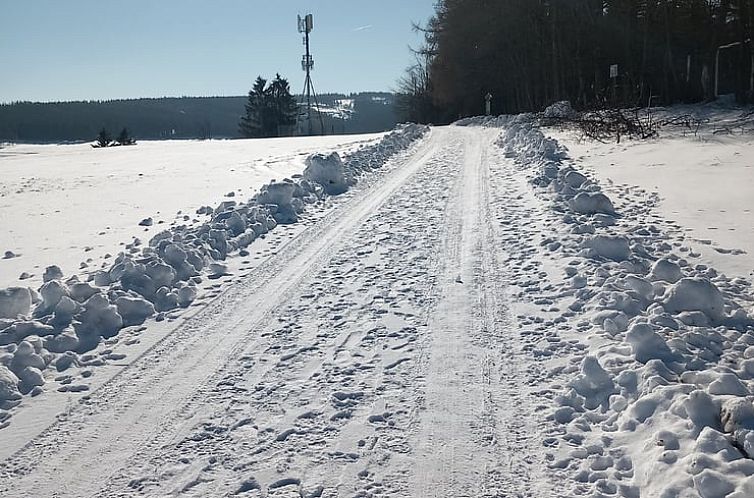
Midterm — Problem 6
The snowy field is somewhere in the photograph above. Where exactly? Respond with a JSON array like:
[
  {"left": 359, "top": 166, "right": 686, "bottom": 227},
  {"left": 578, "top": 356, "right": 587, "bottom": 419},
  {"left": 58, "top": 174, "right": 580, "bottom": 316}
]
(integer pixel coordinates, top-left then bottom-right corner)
[
  {"left": 0, "top": 135, "right": 382, "bottom": 289},
  {"left": 549, "top": 129, "right": 754, "bottom": 282},
  {"left": 1, "top": 110, "right": 754, "bottom": 497}
]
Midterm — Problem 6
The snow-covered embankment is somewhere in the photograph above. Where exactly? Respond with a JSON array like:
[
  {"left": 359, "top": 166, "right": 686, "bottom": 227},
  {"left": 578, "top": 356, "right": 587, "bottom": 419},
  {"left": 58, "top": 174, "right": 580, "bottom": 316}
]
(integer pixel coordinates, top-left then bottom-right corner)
[
  {"left": 0, "top": 124, "right": 428, "bottom": 428},
  {"left": 501, "top": 114, "right": 754, "bottom": 497}
]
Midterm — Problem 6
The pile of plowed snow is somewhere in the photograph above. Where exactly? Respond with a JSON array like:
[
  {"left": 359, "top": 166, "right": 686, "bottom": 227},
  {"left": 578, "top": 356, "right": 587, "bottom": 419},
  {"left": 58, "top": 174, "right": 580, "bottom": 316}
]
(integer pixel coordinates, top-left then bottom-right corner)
[
  {"left": 499, "top": 114, "right": 754, "bottom": 497},
  {"left": 0, "top": 124, "right": 428, "bottom": 428}
]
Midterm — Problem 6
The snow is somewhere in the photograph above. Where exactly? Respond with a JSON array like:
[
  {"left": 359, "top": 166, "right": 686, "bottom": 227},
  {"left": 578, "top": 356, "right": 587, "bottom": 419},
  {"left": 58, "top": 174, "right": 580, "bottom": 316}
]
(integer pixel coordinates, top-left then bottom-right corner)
[
  {"left": 0, "top": 134, "right": 383, "bottom": 290},
  {"left": 0, "top": 288, "right": 31, "bottom": 319},
  {"left": 548, "top": 129, "right": 754, "bottom": 282},
  {"left": 543, "top": 100, "right": 578, "bottom": 120},
  {"left": 0, "top": 107, "right": 752, "bottom": 497},
  {"left": 302, "top": 152, "right": 348, "bottom": 195},
  {"left": 497, "top": 111, "right": 754, "bottom": 497},
  {"left": 0, "top": 124, "right": 430, "bottom": 457}
]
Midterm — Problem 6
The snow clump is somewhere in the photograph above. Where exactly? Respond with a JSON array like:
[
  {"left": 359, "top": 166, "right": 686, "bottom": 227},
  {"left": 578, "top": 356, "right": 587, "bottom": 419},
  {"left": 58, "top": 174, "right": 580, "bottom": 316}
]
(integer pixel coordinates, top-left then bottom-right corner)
[
  {"left": 0, "top": 288, "right": 32, "bottom": 320},
  {"left": 303, "top": 152, "right": 349, "bottom": 195},
  {"left": 497, "top": 112, "right": 754, "bottom": 497},
  {"left": 542, "top": 100, "right": 579, "bottom": 120},
  {"left": 0, "top": 123, "right": 430, "bottom": 423}
]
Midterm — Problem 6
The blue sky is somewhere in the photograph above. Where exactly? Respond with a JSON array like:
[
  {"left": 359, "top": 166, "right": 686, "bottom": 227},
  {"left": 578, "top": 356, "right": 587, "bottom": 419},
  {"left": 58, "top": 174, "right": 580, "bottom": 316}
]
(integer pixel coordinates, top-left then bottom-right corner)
[{"left": 0, "top": 1, "right": 435, "bottom": 103}]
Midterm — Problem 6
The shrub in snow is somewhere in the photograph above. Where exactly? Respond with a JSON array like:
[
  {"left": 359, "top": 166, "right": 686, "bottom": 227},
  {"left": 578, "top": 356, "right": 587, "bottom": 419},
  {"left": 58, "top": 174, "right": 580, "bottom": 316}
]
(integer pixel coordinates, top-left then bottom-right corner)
[
  {"left": 662, "top": 278, "right": 725, "bottom": 323},
  {"left": 303, "top": 152, "right": 348, "bottom": 195},
  {"left": 0, "top": 288, "right": 32, "bottom": 319},
  {"left": 586, "top": 235, "right": 631, "bottom": 262},
  {"left": 543, "top": 100, "right": 578, "bottom": 120}
]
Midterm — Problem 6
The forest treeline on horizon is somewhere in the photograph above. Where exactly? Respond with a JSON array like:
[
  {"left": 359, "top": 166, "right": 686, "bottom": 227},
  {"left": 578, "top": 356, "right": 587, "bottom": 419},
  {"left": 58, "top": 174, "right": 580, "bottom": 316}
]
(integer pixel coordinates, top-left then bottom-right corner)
[
  {"left": 398, "top": 0, "right": 754, "bottom": 123},
  {"left": 0, "top": 93, "right": 397, "bottom": 143}
]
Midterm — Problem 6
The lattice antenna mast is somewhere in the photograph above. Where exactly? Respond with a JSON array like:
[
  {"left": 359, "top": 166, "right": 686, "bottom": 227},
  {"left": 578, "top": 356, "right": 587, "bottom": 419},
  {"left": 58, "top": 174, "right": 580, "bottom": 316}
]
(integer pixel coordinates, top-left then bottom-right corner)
[{"left": 298, "top": 14, "right": 325, "bottom": 135}]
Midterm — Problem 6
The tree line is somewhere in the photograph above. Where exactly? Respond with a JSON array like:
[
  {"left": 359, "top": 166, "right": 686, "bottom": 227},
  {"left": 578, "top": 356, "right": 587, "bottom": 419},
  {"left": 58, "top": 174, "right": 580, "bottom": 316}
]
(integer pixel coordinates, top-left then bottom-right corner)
[
  {"left": 399, "top": 0, "right": 754, "bottom": 123},
  {"left": 0, "top": 93, "right": 397, "bottom": 143}
]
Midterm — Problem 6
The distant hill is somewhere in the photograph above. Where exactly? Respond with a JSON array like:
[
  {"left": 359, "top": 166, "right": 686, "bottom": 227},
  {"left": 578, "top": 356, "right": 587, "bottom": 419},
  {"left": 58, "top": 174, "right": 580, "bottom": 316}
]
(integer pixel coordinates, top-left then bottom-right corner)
[{"left": 0, "top": 92, "right": 398, "bottom": 143}]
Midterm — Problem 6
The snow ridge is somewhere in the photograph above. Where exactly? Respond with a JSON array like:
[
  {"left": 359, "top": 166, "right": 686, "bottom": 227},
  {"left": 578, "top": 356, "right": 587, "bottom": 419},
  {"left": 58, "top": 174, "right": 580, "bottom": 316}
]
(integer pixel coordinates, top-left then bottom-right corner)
[
  {"left": 500, "top": 116, "right": 754, "bottom": 497},
  {"left": 0, "top": 124, "right": 428, "bottom": 428}
]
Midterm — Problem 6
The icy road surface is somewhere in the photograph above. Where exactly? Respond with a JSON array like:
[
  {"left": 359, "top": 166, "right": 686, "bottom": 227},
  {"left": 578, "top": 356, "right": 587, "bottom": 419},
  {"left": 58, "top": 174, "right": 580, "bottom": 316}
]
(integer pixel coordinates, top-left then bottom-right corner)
[{"left": 0, "top": 127, "right": 550, "bottom": 497}]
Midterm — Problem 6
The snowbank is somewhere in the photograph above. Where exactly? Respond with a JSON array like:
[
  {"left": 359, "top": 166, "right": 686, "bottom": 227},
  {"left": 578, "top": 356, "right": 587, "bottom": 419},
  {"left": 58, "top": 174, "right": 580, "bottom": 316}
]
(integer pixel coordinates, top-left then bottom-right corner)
[
  {"left": 548, "top": 118, "right": 754, "bottom": 281},
  {"left": 0, "top": 123, "right": 429, "bottom": 427},
  {"left": 0, "top": 134, "right": 388, "bottom": 290},
  {"left": 499, "top": 115, "right": 754, "bottom": 497},
  {"left": 543, "top": 100, "right": 579, "bottom": 120}
]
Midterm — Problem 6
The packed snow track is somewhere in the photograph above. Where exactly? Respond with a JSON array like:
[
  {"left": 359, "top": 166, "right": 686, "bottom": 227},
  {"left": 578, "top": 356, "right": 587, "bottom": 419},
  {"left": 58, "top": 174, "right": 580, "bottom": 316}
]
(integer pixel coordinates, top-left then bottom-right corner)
[{"left": 0, "top": 127, "right": 547, "bottom": 497}]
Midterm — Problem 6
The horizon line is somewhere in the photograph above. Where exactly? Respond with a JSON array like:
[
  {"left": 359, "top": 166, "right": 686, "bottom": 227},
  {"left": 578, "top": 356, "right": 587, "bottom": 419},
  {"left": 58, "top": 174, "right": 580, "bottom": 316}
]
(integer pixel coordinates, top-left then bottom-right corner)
[{"left": 0, "top": 89, "right": 398, "bottom": 106}]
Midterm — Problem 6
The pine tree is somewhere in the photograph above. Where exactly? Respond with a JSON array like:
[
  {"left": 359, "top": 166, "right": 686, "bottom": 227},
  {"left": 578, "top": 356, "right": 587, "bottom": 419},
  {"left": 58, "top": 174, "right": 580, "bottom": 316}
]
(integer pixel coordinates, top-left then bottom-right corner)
[
  {"left": 239, "top": 75, "right": 299, "bottom": 138},
  {"left": 96, "top": 127, "right": 111, "bottom": 148},
  {"left": 239, "top": 76, "right": 269, "bottom": 138},
  {"left": 117, "top": 127, "right": 135, "bottom": 145},
  {"left": 269, "top": 74, "right": 299, "bottom": 136},
  {"left": 404, "top": 0, "right": 754, "bottom": 121}
]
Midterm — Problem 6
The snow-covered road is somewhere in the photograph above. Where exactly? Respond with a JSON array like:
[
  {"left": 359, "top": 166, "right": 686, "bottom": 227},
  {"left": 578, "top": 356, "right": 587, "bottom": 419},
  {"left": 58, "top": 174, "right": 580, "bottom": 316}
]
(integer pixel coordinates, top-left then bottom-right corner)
[
  {"left": 0, "top": 127, "right": 550, "bottom": 497},
  {"left": 3, "top": 118, "right": 754, "bottom": 497}
]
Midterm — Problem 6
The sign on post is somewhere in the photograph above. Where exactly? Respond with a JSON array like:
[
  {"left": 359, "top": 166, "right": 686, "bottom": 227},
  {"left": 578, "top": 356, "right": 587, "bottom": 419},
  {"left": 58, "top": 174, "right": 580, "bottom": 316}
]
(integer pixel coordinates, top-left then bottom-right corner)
[{"left": 610, "top": 64, "right": 619, "bottom": 79}]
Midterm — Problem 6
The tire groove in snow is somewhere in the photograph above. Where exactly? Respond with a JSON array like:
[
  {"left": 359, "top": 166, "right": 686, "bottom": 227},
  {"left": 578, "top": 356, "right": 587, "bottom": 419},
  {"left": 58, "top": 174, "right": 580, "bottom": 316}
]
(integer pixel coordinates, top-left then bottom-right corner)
[
  {"left": 96, "top": 131, "right": 462, "bottom": 496},
  {"left": 409, "top": 128, "right": 538, "bottom": 497},
  {"left": 0, "top": 131, "right": 440, "bottom": 497},
  {"left": 0, "top": 126, "right": 555, "bottom": 497}
]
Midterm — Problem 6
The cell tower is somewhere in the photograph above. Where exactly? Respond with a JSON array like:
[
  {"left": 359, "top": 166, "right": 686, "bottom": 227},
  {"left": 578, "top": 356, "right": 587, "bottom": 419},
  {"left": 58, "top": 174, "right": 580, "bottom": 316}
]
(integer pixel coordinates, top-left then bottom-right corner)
[{"left": 297, "top": 13, "right": 324, "bottom": 135}]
